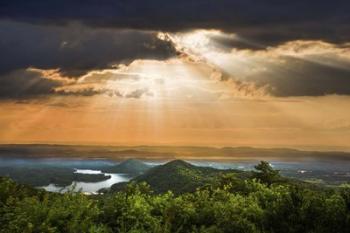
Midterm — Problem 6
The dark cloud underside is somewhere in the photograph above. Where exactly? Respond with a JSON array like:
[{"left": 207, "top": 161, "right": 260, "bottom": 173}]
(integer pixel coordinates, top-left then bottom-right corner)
[
  {"left": 245, "top": 57, "right": 350, "bottom": 97},
  {"left": 0, "top": 21, "right": 177, "bottom": 99},
  {"left": 0, "top": 69, "right": 60, "bottom": 99},
  {"left": 0, "top": 21, "right": 176, "bottom": 77},
  {"left": 1, "top": 0, "right": 350, "bottom": 46}
]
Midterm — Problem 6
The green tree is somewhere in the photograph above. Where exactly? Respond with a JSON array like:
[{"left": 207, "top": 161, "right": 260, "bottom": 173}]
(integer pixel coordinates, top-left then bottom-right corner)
[{"left": 252, "top": 161, "right": 280, "bottom": 185}]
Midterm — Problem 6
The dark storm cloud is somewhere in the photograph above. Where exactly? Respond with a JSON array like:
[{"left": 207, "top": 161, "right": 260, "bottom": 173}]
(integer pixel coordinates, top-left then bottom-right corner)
[
  {"left": 243, "top": 56, "right": 350, "bottom": 97},
  {"left": 0, "top": 21, "right": 176, "bottom": 77},
  {"left": 0, "top": 69, "right": 60, "bottom": 99},
  {"left": 0, "top": 0, "right": 349, "bottom": 47},
  {"left": 0, "top": 20, "right": 176, "bottom": 99}
]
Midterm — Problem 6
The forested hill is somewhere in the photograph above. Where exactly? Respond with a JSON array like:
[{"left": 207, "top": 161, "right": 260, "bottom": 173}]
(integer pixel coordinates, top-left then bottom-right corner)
[
  {"left": 111, "top": 159, "right": 249, "bottom": 194},
  {"left": 1, "top": 161, "right": 350, "bottom": 233},
  {"left": 101, "top": 159, "right": 151, "bottom": 175}
]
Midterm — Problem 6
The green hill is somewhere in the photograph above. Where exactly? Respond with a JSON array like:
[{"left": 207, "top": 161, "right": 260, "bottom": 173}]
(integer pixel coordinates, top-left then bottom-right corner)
[
  {"left": 101, "top": 159, "right": 151, "bottom": 175},
  {"left": 111, "top": 160, "right": 247, "bottom": 194}
]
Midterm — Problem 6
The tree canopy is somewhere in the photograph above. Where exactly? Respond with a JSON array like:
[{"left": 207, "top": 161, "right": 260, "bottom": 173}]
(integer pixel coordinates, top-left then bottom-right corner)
[{"left": 1, "top": 161, "right": 350, "bottom": 233}]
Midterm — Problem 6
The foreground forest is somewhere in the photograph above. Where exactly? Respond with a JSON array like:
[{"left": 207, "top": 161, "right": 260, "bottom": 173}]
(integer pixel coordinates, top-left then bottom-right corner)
[{"left": 1, "top": 161, "right": 350, "bottom": 233}]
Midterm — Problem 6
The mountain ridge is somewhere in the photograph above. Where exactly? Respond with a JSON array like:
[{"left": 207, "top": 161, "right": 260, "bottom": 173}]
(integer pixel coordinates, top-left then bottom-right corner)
[{"left": 1, "top": 144, "right": 349, "bottom": 161}]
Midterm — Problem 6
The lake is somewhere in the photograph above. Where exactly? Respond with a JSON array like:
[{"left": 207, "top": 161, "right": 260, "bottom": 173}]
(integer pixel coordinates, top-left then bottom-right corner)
[{"left": 40, "top": 169, "right": 131, "bottom": 194}]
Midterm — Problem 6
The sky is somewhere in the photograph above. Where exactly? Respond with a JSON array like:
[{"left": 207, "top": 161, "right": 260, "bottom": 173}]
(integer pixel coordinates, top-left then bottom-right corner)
[{"left": 0, "top": 1, "right": 350, "bottom": 150}]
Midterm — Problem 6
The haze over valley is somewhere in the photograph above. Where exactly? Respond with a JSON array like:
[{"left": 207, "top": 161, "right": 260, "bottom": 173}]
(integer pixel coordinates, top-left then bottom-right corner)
[{"left": 1, "top": 145, "right": 350, "bottom": 194}]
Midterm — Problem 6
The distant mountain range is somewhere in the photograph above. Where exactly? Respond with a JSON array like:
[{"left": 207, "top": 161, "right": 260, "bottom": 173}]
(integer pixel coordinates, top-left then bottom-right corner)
[{"left": 0, "top": 144, "right": 350, "bottom": 162}]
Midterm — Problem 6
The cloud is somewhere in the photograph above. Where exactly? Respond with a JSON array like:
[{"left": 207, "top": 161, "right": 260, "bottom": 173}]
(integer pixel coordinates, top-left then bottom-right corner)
[
  {"left": 256, "top": 57, "right": 350, "bottom": 97},
  {"left": 51, "top": 67, "right": 155, "bottom": 98},
  {"left": 54, "top": 86, "right": 113, "bottom": 97},
  {"left": 0, "top": 20, "right": 177, "bottom": 99},
  {"left": 125, "top": 88, "right": 153, "bottom": 99},
  {"left": 0, "top": 66, "right": 154, "bottom": 99},
  {"left": 0, "top": 69, "right": 61, "bottom": 99},
  {"left": 2, "top": 25, "right": 350, "bottom": 100},
  {"left": 1, "top": 0, "right": 349, "bottom": 47},
  {"left": 54, "top": 85, "right": 153, "bottom": 99},
  {"left": 52, "top": 38, "right": 350, "bottom": 98},
  {"left": 1, "top": 1, "right": 349, "bottom": 100},
  {"left": 232, "top": 41, "right": 350, "bottom": 96},
  {"left": 0, "top": 21, "right": 176, "bottom": 77},
  {"left": 166, "top": 31, "right": 350, "bottom": 97}
]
